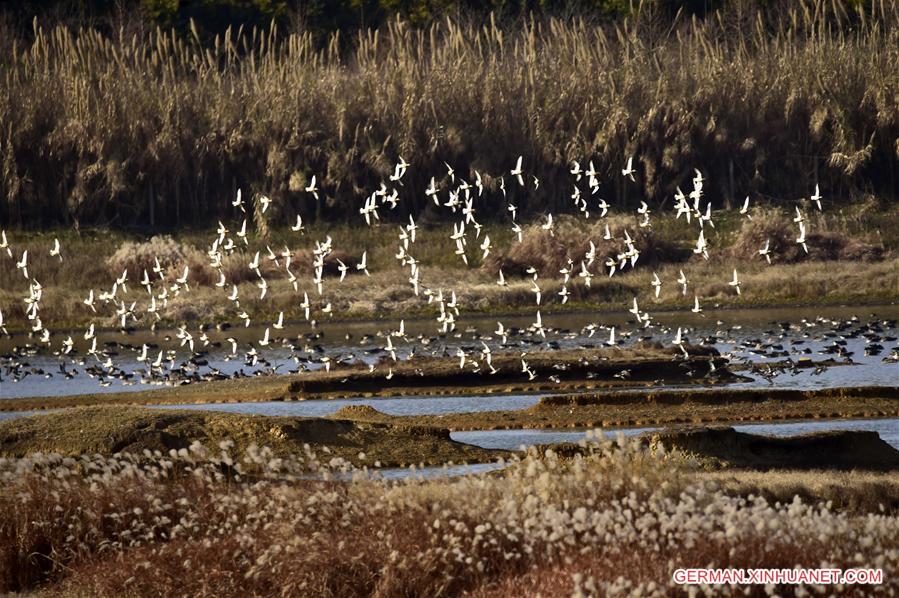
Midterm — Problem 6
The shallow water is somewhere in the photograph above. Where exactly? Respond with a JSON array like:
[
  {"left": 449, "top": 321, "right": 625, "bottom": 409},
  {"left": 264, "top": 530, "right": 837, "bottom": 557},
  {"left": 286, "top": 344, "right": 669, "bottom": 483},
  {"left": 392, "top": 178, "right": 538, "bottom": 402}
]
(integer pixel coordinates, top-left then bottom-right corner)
[
  {"left": 0, "top": 410, "right": 38, "bottom": 422},
  {"left": 2, "top": 304, "right": 897, "bottom": 399},
  {"left": 157, "top": 393, "right": 542, "bottom": 417},
  {"left": 451, "top": 418, "right": 899, "bottom": 451},
  {"left": 451, "top": 427, "right": 656, "bottom": 450}
]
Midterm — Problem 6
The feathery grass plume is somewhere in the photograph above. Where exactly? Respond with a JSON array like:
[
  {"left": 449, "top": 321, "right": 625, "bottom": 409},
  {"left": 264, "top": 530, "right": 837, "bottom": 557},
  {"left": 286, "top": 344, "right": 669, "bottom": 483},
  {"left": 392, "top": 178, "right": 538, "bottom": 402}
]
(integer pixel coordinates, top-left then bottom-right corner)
[{"left": 1, "top": 437, "right": 898, "bottom": 594}]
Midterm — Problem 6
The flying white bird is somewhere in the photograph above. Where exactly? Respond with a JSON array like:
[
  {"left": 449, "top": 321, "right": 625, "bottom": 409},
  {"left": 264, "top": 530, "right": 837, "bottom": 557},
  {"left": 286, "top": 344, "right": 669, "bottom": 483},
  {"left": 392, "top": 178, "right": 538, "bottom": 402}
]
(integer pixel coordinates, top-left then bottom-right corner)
[
  {"left": 511, "top": 155, "right": 524, "bottom": 186},
  {"left": 729, "top": 269, "right": 741, "bottom": 295},
  {"left": 336, "top": 258, "right": 348, "bottom": 282},
  {"left": 356, "top": 251, "right": 370, "bottom": 276},
  {"left": 495, "top": 321, "right": 508, "bottom": 344},
  {"left": 83, "top": 289, "right": 96, "bottom": 312},
  {"left": 425, "top": 177, "right": 439, "bottom": 204},
  {"left": 796, "top": 221, "right": 808, "bottom": 253},
  {"left": 810, "top": 184, "right": 822, "bottom": 211},
  {"left": 300, "top": 292, "right": 311, "bottom": 321},
  {"left": 541, "top": 213, "right": 554, "bottom": 237},
  {"left": 621, "top": 156, "right": 636, "bottom": 181},
  {"left": 570, "top": 161, "right": 582, "bottom": 181},
  {"left": 49, "top": 238, "right": 62, "bottom": 260},
  {"left": 16, "top": 250, "right": 28, "bottom": 278},
  {"left": 739, "top": 196, "right": 752, "bottom": 219},
  {"left": 673, "top": 327, "right": 688, "bottom": 358},
  {"left": 759, "top": 239, "right": 772, "bottom": 264},
  {"left": 531, "top": 279, "right": 542, "bottom": 305},
  {"left": 677, "top": 269, "right": 689, "bottom": 295},
  {"left": 606, "top": 326, "right": 617, "bottom": 346},
  {"left": 232, "top": 188, "right": 244, "bottom": 211},
  {"left": 629, "top": 297, "right": 642, "bottom": 322},
  {"left": 236, "top": 219, "right": 248, "bottom": 244},
  {"left": 305, "top": 175, "right": 319, "bottom": 200},
  {"left": 691, "top": 295, "right": 703, "bottom": 314}
]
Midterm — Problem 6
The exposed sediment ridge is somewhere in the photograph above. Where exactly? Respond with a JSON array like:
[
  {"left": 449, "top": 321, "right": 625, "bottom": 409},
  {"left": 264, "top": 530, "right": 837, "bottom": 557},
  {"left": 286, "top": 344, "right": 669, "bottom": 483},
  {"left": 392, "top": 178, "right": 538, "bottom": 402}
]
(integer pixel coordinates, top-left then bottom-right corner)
[
  {"left": 0, "top": 406, "right": 504, "bottom": 467},
  {"left": 648, "top": 427, "right": 899, "bottom": 471},
  {"left": 538, "top": 385, "right": 899, "bottom": 407},
  {"left": 327, "top": 386, "right": 899, "bottom": 431}
]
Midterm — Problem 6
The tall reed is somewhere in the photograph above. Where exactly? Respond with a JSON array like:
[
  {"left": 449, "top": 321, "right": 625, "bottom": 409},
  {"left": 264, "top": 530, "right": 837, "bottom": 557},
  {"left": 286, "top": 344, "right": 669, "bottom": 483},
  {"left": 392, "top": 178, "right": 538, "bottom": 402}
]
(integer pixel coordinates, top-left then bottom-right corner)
[{"left": 1, "top": 0, "right": 897, "bottom": 229}]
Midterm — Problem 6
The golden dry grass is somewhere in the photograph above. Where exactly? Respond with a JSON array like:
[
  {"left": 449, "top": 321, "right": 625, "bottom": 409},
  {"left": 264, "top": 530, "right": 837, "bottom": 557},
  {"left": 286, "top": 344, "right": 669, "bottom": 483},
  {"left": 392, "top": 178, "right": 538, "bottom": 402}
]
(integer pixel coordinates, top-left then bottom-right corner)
[
  {"left": 1, "top": 2, "right": 898, "bottom": 228},
  {"left": 0, "top": 209, "right": 896, "bottom": 331},
  {"left": 2, "top": 437, "right": 898, "bottom": 595}
]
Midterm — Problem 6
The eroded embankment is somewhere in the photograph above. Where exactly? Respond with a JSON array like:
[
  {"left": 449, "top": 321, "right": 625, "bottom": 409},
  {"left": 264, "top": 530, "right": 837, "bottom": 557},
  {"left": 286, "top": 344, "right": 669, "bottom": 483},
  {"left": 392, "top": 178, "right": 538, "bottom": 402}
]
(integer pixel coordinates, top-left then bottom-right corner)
[
  {"left": 647, "top": 427, "right": 899, "bottom": 471},
  {"left": 0, "top": 406, "right": 505, "bottom": 467},
  {"left": 327, "top": 386, "right": 899, "bottom": 431},
  {"left": 285, "top": 347, "right": 731, "bottom": 397}
]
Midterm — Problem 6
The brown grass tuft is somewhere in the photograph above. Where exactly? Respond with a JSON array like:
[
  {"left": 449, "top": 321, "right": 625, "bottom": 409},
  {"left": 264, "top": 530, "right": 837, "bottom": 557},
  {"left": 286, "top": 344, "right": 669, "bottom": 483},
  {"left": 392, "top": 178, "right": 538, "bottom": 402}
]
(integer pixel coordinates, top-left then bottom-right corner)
[
  {"left": 484, "top": 215, "right": 687, "bottom": 278},
  {"left": 105, "top": 235, "right": 216, "bottom": 286},
  {"left": 730, "top": 208, "right": 884, "bottom": 263}
]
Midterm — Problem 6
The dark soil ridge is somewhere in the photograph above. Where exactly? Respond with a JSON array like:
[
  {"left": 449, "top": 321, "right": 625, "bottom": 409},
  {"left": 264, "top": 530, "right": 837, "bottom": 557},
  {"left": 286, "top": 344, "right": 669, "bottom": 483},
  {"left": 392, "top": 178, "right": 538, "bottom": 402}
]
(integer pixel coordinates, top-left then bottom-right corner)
[
  {"left": 327, "top": 386, "right": 899, "bottom": 432},
  {"left": 538, "top": 385, "right": 899, "bottom": 408},
  {"left": 287, "top": 353, "right": 732, "bottom": 397},
  {"left": 650, "top": 427, "right": 899, "bottom": 471},
  {"left": 0, "top": 406, "right": 505, "bottom": 467}
]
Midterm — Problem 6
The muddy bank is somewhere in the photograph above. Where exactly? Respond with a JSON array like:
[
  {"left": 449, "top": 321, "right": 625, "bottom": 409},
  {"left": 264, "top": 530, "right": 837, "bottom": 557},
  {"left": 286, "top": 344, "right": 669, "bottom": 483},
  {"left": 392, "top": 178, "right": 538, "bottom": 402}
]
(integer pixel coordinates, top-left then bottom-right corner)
[
  {"left": 649, "top": 427, "right": 899, "bottom": 471},
  {"left": 0, "top": 406, "right": 504, "bottom": 467},
  {"left": 286, "top": 346, "right": 733, "bottom": 398},
  {"left": 328, "top": 386, "right": 899, "bottom": 431},
  {"left": 539, "top": 385, "right": 899, "bottom": 407}
]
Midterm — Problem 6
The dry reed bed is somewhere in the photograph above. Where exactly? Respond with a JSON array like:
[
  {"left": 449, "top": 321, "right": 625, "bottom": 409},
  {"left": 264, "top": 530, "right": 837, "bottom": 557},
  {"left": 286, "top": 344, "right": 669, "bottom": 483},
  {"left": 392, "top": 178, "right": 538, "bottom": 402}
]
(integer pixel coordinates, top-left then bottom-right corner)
[
  {"left": 2, "top": 436, "right": 898, "bottom": 596},
  {"left": 1, "top": 1, "right": 898, "bottom": 228}
]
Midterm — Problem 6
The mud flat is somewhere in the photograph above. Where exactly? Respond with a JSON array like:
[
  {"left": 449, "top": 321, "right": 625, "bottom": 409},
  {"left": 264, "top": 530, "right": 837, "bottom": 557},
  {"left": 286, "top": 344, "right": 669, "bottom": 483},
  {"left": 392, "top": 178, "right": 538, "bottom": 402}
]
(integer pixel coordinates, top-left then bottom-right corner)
[
  {"left": 0, "top": 406, "right": 504, "bottom": 468},
  {"left": 328, "top": 386, "right": 899, "bottom": 430},
  {"left": 285, "top": 346, "right": 731, "bottom": 397}
]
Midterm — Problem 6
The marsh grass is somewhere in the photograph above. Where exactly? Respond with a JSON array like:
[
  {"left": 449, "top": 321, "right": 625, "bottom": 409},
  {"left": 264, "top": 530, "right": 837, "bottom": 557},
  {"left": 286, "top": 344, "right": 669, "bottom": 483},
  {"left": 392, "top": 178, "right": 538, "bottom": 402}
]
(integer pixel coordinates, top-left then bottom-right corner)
[
  {"left": 0, "top": 208, "right": 896, "bottom": 331},
  {"left": 1, "top": 1, "right": 898, "bottom": 228},
  {"left": 2, "top": 438, "right": 897, "bottom": 595}
]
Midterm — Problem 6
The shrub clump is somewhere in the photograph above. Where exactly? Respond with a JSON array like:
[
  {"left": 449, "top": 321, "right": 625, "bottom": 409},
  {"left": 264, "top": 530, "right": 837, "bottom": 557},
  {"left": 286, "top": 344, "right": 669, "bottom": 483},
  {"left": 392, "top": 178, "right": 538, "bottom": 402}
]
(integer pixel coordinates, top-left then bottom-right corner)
[
  {"left": 105, "top": 235, "right": 214, "bottom": 285},
  {"left": 730, "top": 209, "right": 884, "bottom": 263},
  {"left": 484, "top": 215, "right": 687, "bottom": 278},
  {"left": 290, "top": 249, "right": 360, "bottom": 277}
]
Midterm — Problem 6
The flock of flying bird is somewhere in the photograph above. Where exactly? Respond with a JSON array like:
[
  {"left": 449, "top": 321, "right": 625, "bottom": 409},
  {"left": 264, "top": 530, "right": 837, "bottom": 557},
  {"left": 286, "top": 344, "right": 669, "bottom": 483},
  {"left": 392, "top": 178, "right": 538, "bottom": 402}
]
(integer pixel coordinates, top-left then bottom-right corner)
[{"left": 1, "top": 155, "right": 896, "bottom": 391}]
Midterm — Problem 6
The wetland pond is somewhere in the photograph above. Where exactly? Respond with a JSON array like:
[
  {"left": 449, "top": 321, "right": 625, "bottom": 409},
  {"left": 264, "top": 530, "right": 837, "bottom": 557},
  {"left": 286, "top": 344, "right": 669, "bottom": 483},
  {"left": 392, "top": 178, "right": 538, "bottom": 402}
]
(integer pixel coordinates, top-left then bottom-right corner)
[{"left": 2, "top": 304, "right": 897, "bottom": 400}]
